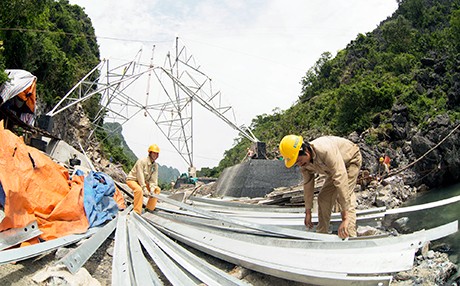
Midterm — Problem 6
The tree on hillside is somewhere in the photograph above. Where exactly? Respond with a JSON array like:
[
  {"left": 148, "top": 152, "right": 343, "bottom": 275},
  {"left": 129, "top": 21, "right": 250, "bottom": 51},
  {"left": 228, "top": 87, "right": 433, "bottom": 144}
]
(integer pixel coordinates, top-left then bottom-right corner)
[
  {"left": 0, "top": 0, "right": 100, "bottom": 109},
  {"left": 0, "top": 41, "right": 7, "bottom": 84},
  {"left": 0, "top": 1, "right": 181, "bottom": 177},
  {"left": 210, "top": 0, "right": 460, "bottom": 176}
]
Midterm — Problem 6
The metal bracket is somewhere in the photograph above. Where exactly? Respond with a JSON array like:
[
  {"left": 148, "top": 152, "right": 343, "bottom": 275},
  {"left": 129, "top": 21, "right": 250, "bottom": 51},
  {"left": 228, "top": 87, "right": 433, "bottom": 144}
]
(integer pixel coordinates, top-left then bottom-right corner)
[
  {"left": 0, "top": 228, "right": 99, "bottom": 265},
  {"left": 58, "top": 216, "right": 118, "bottom": 274},
  {"left": 0, "top": 220, "right": 42, "bottom": 251}
]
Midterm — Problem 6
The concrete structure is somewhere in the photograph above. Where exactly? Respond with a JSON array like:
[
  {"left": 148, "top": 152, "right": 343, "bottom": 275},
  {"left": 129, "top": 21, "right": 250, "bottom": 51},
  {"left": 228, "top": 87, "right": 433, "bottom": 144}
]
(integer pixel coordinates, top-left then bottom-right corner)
[
  {"left": 214, "top": 159, "right": 302, "bottom": 198},
  {"left": 45, "top": 138, "right": 93, "bottom": 171}
]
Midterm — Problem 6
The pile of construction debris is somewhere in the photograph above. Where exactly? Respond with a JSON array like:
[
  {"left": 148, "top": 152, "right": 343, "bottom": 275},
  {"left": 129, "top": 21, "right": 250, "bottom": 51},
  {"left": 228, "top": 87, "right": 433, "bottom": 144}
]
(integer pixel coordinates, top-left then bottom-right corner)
[
  {"left": 0, "top": 125, "right": 458, "bottom": 286},
  {"left": 1, "top": 74, "right": 457, "bottom": 285},
  {"left": 167, "top": 177, "right": 459, "bottom": 285},
  {"left": 1, "top": 177, "right": 459, "bottom": 286},
  {"left": 200, "top": 173, "right": 418, "bottom": 211}
]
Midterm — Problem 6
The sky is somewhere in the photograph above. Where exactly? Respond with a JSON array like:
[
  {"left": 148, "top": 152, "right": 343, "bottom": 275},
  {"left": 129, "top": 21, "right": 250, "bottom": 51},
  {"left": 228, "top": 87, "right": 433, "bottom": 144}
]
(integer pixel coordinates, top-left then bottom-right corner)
[{"left": 68, "top": 0, "right": 398, "bottom": 173}]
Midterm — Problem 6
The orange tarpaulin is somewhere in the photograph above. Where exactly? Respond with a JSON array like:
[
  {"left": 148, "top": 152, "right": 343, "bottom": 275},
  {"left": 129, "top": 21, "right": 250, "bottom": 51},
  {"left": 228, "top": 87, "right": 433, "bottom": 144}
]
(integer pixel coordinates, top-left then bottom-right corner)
[
  {"left": 15, "top": 77, "right": 36, "bottom": 114},
  {"left": 0, "top": 121, "right": 89, "bottom": 241}
]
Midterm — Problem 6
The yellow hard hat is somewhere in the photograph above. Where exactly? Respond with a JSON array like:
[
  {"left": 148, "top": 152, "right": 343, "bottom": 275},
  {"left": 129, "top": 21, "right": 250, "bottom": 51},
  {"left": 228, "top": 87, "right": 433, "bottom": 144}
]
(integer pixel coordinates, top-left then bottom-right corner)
[
  {"left": 279, "top": 135, "right": 303, "bottom": 168},
  {"left": 379, "top": 157, "right": 384, "bottom": 162},
  {"left": 148, "top": 144, "right": 160, "bottom": 153}
]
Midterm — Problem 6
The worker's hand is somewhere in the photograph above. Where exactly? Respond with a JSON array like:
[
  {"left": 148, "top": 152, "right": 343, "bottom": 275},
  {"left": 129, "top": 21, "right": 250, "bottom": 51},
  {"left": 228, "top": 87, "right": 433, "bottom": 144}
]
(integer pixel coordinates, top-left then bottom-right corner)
[
  {"left": 154, "top": 186, "right": 161, "bottom": 194},
  {"left": 142, "top": 187, "right": 150, "bottom": 197},
  {"left": 304, "top": 212, "right": 314, "bottom": 230},
  {"left": 338, "top": 219, "right": 350, "bottom": 239}
]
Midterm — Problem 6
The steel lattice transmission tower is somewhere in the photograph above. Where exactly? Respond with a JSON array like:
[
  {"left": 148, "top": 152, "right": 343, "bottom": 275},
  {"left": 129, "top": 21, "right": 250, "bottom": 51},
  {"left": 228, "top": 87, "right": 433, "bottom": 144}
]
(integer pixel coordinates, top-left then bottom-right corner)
[{"left": 47, "top": 38, "right": 258, "bottom": 171}]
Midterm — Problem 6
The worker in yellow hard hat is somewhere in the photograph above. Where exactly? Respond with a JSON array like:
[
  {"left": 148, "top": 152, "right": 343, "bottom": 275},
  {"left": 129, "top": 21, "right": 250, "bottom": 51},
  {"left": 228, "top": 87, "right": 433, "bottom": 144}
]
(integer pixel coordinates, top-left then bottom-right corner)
[
  {"left": 377, "top": 155, "right": 390, "bottom": 180},
  {"left": 126, "top": 144, "right": 161, "bottom": 214},
  {"left": 279, "top": 135, "right": 362, "bottom": 239}
]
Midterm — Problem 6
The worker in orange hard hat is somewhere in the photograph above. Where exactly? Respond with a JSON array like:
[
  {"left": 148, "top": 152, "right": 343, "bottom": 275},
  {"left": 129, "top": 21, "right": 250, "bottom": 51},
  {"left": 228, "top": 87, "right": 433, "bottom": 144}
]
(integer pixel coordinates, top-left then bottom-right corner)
[
  {"left": 279, "top": 135, "right": 362, "bottom": 239},
  {"left": 126, "top": 144, "right": 161, "bottom": 214}
]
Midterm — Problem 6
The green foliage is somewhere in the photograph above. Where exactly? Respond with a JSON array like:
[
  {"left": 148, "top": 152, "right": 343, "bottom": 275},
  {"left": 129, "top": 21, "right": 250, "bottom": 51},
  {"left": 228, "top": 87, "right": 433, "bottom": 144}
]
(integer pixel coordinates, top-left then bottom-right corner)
[
  {"left": 96, "top": 128, "right": 135, "bottom": 173},
  {"left": 300, "top": 52, "right": 335, "bottom": 102},
  {"left": 97, "top": 122, "right": 136, "bottom": 172},
  {"left": 392, "top": 53, "right": 419, "bottom": 74},
  {"left": 334, "top": 77, "right": 395, "bottom": 134},
  {"left": 83, "top": 93, "right": 104, "bottom": 122},
  {"left": 211, "top": 0, "right": 460, "bottom": 174},
  {"left": 0, "top": 0, "right": 100, "bottom": 108},
  {"left": 159, "top": 182, "right": 171, "bottom": 191},
  {"left": 214, "top": 138, "right": 246, "bottom": 174},
  {"left": 0, "top": 1, "right": 138, "bottom": 175},
  {"left": 197, "top": 167, "right": 220, "bottom": 178},
  {"left": 0, "top": 41, "right": 7, "bottom": 84},
  {"left": 3, "top": 0, "right": 460, "bottom": 179},
  {"left": 364, "top": 131, "right": 379, "bottom": 146},
  {"left": 380, "top": 16, "right": 417, "bottom": 54},
  {"left": 449, "top": 9, "right": 460, "bottom": 51}
]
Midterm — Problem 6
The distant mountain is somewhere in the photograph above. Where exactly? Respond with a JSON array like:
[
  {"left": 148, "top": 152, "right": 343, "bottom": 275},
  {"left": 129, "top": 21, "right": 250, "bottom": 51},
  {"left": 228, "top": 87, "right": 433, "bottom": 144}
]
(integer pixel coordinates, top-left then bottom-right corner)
[
  {"left": 103, "top": 122, "right": 180, "bottom": 185},
  {"left": 103, "top": 122, "right": 137, "bottom": 163},
  {"left": 157, "top": 165, "right": 181, "bottom": 186}
]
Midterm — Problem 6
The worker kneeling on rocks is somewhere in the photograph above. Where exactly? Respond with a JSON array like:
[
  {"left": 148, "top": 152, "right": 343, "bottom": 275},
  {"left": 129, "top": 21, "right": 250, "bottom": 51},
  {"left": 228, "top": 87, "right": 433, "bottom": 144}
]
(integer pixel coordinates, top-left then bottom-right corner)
[
  {"left": 126, "top": 144, "right": 161, "bottom": 214},
  {"left": 279, "top": 135, "right": 362, "bottom": 239}
]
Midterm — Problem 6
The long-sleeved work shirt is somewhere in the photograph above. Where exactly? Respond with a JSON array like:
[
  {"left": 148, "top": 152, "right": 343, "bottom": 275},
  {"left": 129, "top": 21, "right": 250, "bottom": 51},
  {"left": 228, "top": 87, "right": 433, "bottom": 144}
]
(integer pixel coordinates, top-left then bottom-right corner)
[
  {"left": 301, "top": 136, "right": 360, "bottom": 212},
  {"left": 126, "top": 157, "right": 159, "bottom": 192}
]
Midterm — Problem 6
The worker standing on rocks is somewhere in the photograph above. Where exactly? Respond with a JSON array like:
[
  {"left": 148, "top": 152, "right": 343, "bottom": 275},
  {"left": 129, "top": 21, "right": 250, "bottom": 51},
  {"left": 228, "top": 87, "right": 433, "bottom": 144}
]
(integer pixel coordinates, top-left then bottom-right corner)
[
  {"left": 279, "top": 135, "right": 362, "bottom": 239},
  {"left": 377, "top": 155, "right": 390, "bottom": 180},
  {"left": 126, "top": 144, "right": 161, "bottom": 214}
]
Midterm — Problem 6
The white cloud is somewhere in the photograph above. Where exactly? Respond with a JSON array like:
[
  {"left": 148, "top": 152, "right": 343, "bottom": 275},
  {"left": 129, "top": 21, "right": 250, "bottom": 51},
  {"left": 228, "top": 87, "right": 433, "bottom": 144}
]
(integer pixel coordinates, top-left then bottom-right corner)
[{"left": 69, "top": 0, "right": 398, "bottom": 173}]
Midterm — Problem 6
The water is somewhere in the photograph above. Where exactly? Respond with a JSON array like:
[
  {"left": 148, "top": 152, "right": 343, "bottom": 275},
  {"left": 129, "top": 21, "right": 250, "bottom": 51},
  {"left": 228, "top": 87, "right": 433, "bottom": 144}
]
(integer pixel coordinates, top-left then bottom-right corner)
[{"left": 385, "top": 182, "right": 460, "bottom": 281}]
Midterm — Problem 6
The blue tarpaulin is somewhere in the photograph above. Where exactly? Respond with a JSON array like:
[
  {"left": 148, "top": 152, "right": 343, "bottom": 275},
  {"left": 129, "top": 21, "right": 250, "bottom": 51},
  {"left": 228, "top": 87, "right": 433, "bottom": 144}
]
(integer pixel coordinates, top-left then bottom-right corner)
[
  {"left": 0, "top": 182, "right": 5, "bottom": 207},
  {"left": 81, "top": 170, "right": 119, "bottom": 228}
]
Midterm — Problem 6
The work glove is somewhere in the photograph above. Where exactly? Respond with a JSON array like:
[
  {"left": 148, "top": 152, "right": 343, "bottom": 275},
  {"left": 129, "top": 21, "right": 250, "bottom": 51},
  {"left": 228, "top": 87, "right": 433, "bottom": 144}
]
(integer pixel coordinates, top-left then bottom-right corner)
[
  {"left": 142, "top": 187, "right": 150, "bottom": 197},
  {"left": 153, "top": 186, "right": 161, "bottom": 195}
]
